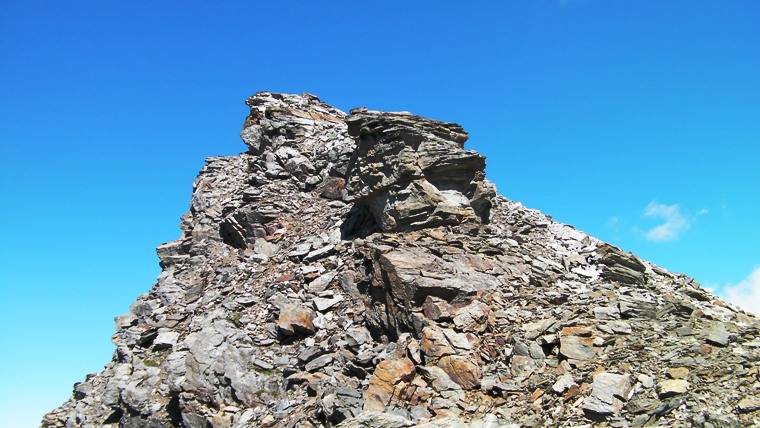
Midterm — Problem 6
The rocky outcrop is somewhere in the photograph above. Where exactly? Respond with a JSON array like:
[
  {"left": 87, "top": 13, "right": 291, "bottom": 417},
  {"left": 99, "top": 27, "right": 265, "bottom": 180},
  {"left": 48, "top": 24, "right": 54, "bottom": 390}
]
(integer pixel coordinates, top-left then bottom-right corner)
[
  {"left": 344, "top": 108, "right": 494, "bottom": 234},
  {"left": 43, "top": 92, "right": 760, "bottom": 428}
]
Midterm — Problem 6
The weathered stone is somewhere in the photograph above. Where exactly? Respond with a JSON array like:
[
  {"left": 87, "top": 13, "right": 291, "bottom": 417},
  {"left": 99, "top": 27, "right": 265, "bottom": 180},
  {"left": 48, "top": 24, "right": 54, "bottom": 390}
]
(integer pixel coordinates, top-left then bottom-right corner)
[
  {"left": 666, "top": 367, "right": 689, "bottom": 380},
  {"left": 345, "top": 327, "right": 372, "bottom": 349},
  {"left": 153, "top": 329, "right": 180, "bottom": 350},
  {"left": 305, "top": 354, "right": 333, "bottom": 372},
  {"left": 363, "top": 358, "right": 416, "bottom": 411},
  {"left": 287, "top": 242, "right": 312, "bottom": 259},
  {"left": 277, "top": 304, "right": 317, "bottom": 336},
  {"left": 345, "top": 108, "right": 494, "bottom": 233},
  {"left": 419, "top": 365, "right": 463, "bottom": 395},
  {"left": 219, "top": 205, "right": 269, "bottom": 249},
  {"left": 737, "top": 396, "right": 760, "bottom": 413},
  {"left": 420, "top": 327, "right": 455, "bottom": 358},
  {"left": 510, "top": 355, "right": 537, "bottom": 379},
  {"left": 657, "top": 379, "right": 689, "bottom": 398},
  {"left": 597, "top": 244, "right": 647, "bottom": 285},
  {"left": 705, "top": 323, "right": 731, "bottom": 347},
  {"left": 559, "top": 335, "right": 596, "bottom": 361},
  {"left": 442, "top": 328, "right": 474, "bottom": 352},
  {"left": 551, "top": 373, "right": 576, "bottom": 394},
  {"left": 582, "top": 372, "right": 632, "bottom": 417},
  {"left": 422, "top": 296, "right": 455, "bottom": 321},
  {"left": 335, "top": 411, "right": 413, "bottom": 428},
  {"left": 313, "top": 295, "right": 343, "bottom": 312},
  {"left": 594, "top": 305, "right": 620, "bottom": 320},
  {"left": 321, "top": 387, "right": 364, "bottom": 423},
  {"left": 607, "top": 320, "right": 632, "bottom": 334},
  {"left": 452, "top": 300, "right": 493, "bottom": 333},
  {"left": 319, "top": 176, "right": 346, "bottom": 200},
  {"left": 304, "top": 244, "right": 336, "bottom": 262},
  {"left": 437, "top": 355, "right": 481, "bottom": 390}
]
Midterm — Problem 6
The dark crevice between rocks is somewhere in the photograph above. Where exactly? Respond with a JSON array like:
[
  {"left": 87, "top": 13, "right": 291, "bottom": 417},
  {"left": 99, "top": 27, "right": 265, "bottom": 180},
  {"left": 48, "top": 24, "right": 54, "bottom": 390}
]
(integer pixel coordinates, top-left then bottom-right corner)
[
  {"left": 360, "top": 257, "right": 428, "bottom": 343},
  {"left": 102, "top": 408, "right": 123, "bottom": 425},
  {"left": 166, "top": 392, "right": 182, "bottom": 427},
  {"left": 340, "top": 204, "right": 380, "bottom": 240},
  {"left": 411, "top": 286, "right": 465, "bottom": 307}
]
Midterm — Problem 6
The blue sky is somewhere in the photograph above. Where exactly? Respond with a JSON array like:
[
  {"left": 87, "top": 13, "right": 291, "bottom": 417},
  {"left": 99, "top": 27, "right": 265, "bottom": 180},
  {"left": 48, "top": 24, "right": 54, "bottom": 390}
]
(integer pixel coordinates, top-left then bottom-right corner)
[{"left": 1, "top": 1, "right": 759, "bottom": 426}]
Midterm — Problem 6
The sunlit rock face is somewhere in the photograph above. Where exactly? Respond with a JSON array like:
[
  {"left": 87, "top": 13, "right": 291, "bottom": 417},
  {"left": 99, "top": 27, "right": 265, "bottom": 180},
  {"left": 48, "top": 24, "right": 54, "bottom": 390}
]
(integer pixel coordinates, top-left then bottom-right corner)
[{"left": 345, "top": 108, "right": 495, "bottom": 233}]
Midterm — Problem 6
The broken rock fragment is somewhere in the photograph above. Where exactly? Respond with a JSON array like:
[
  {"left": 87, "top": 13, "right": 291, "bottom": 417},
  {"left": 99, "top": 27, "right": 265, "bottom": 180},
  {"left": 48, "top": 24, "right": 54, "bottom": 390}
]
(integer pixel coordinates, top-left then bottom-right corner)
[
  {"left": 277, "top": 304, "right": 317, "bottom": 336},
  {"left": 363, "top": 358, "right": 416, "bottom": 411},
  {"left": 583, "top": 372, "right": 632, "bottom": 417}
]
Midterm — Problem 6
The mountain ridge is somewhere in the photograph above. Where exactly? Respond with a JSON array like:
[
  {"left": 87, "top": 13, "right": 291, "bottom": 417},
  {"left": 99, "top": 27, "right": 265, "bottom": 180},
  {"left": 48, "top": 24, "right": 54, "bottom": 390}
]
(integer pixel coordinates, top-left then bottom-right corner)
[{"left": 44, "top": 92, "right": 760, "bottom": 428}]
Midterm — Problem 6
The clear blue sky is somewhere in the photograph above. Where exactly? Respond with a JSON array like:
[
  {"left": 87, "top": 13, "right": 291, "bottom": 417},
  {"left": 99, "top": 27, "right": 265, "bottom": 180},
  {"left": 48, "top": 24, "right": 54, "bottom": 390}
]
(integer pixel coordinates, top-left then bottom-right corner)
[{"left": 1, "top": 2, "right": 758, "bottom": 426}]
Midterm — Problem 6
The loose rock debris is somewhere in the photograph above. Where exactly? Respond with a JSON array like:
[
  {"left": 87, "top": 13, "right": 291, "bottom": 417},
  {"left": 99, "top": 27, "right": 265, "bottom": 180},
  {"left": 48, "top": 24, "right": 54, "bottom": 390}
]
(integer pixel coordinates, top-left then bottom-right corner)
[{"left": 44, "top": 92, "right": 760, "bottom": 427}]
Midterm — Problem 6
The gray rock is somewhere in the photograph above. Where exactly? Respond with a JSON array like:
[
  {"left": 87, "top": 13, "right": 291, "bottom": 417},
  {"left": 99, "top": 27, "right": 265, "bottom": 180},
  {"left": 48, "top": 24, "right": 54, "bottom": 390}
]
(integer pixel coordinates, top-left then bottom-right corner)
[
  {"left": 304, "top": 244, "right": 336, "bottom": 262},
  {"left": 153, "top": 329, "right": 179, "bottom": 350},
  {"left": 551, "top": 373, "right": 576, "bottom": 393},
  {"left": 345, "top": 108, "right": 494, "bottom": 233},
  {"left": 336, "top": 411, "right": 413, "bottom": 428},
  {"left": 559, "top": 335, "right": 596, "bottom": 361},
  {"left": 705, "top": 323, "right": 731, "bottom": 347},
  {"left": 305, "top": 353, "right": 334, "bottom": 372},
  {"left": 287, "top": 242, "right": 312, "bottom": 259},
  {"left": 313, "top": 295, "right": 343, "bottom": 312},
  {"left": 583, "top": 372, "right": 632, "bottom": 416},
  {"left": 594, "top": 305, "right": 621, "bottom": 320},
  {"left": 597, "top": 244, "right": 647, "bottom": 285}
]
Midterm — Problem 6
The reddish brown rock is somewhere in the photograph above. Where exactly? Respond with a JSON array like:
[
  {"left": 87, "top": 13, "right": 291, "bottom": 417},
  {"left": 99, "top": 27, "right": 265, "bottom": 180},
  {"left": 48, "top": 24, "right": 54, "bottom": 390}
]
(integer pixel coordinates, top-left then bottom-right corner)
[
  {"left": 437, "top": 355, "right": 481, "bottom": 390},
  {"left": 420, "top": 327, "right": 455, "bottom": 359},
  {"left": 364, "top": 358, "right": 416, "bottom": 411},
  {"left": 277, "top": 304, "right": 316, "bottom": 335}
]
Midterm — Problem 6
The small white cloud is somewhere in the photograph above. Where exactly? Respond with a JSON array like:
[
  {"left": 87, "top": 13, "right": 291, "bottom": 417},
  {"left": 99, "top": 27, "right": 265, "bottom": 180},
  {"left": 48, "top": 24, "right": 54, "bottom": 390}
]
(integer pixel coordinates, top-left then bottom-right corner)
[
  {"left": 606, "top": 216, "right": 620, "bottom": 228},
  {"left": 642, "top": 202, "right": 693, "bottom": 242},
  {"left": 697, "top": 208, "right": 709, "bottom": 215},
  {"left": 720, "top": 267, "right": 760, "bottom": 316}
]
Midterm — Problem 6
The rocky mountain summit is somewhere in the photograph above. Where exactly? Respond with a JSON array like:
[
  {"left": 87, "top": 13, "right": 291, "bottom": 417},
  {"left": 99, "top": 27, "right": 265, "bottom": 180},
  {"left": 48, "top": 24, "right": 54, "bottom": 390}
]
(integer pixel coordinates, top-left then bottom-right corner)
[{"left": 44, "top": 92, "right": 760, "bottom": 428}]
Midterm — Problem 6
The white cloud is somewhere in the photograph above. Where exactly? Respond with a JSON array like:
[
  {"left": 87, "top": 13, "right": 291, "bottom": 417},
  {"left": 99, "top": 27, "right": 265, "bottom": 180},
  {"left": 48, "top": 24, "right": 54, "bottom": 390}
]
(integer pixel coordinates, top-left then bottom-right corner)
[
  {"left": 642, "top": 202, "right": 694, "bottom": 242},
  {"left": 720, "top": 267, "right": 760, "bottom": 316}
]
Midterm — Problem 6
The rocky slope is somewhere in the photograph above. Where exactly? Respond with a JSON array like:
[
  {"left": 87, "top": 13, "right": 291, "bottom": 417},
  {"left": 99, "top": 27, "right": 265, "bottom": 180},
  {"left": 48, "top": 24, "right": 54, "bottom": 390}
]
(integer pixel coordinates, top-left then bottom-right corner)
[{"left": 43, "top": 92, "right": 760, "bottom": 428}]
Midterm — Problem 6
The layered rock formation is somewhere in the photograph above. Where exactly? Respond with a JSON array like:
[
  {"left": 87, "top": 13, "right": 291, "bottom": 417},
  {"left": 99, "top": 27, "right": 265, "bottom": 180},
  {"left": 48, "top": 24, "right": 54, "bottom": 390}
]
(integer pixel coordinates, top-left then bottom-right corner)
[{"left": 44, "top": 92, "right": 760, "bottom": 428}]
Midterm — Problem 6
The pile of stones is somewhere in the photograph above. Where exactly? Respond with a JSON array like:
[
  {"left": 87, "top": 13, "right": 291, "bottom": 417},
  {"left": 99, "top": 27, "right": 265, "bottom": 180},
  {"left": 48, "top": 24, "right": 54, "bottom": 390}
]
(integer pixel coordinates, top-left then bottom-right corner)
[{"left": 43, "top": 92, "right": 760, "bottom": 428}]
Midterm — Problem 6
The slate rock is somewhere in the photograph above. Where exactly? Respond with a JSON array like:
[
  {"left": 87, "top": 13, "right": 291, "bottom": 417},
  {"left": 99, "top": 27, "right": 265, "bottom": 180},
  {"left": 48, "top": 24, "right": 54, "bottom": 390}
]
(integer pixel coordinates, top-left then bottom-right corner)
[
  {"left": 737, "top": 396, "right": 760, "bottom": 413},
  {"left": 437, "top": 355, "right": 481, "bottom": 390},
  {"left": 705, "top": 323, "right": 731, "bottom": 347},
  {"left": 277, "top": 304, "right": 317, "bottom": 336},
  {"left": 582, "top": 372, "right": 632, "bottom": 417},
  {"left": 363, "top": 358, "right": 416, "bottom": 411},
  {"left": 657, "top": 379, "right": 689, "bottom": 398},
  {"left": 559, "top": 335, "right": 596, "bottom": 361}
]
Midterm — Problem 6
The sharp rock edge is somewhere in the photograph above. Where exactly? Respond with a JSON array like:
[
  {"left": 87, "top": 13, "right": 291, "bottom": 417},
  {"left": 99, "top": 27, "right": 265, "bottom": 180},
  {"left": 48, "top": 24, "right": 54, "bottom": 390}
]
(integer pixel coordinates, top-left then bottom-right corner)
[{"left": 43, "top": 92, "right": 760, "bottom": 428}]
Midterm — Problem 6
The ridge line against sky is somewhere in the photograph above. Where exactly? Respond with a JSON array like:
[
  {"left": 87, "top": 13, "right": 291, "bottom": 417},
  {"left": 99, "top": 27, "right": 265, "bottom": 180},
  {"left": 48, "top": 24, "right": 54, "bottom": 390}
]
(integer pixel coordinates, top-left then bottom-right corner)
[{"left": 1, "top": 1, "right": 759, "bottom": 427}]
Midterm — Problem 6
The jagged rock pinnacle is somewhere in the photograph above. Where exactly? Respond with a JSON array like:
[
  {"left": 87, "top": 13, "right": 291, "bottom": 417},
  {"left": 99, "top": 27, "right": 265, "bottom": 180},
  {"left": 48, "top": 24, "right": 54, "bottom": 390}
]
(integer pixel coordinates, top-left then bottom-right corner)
[
  {"left": 345, "top": 108, "right": 495, "bottom": 233},
  {"left": 43, "top": 92, "right": 760, "bottom": 428}
]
